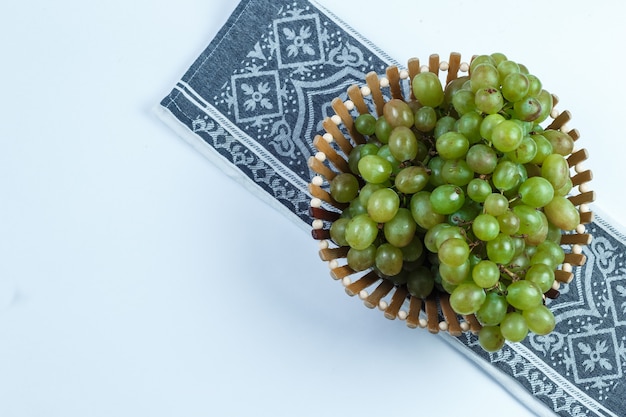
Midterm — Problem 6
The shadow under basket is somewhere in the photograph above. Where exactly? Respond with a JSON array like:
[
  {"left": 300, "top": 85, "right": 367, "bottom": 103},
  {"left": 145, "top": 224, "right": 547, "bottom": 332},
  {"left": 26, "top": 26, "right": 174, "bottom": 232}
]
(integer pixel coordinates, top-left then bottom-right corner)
[{"left": 308, "top": 52, "right": 595, "bottom": 336}]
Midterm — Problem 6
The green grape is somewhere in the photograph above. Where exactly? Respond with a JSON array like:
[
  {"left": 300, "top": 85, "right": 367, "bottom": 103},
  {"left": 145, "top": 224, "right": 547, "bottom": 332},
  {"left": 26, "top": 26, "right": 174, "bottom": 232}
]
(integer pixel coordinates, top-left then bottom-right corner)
[
  {"left": 329, "top": 172, "right": 359, "bottom": 203},
  {"left": 436, "top": 131, "right": 470, "bottom": 160},
  {"left": 430, "top": 184, "right": 466, "bottom": 215},
  {"left": 492, "top": 160, "right": 522, "bottom": 192},
  {"left": 475, "top": 292, "right": 508, "bottom": 326},
  {"left": 496, "top": 60, "right": 520, "bottom": 83},
  {"left": 513, "top": 97, "right": 542, "bottom": 122},
  {"left": 470, "top": 55, "right": 496, "bottom": 72},
  {"left": 526, "top": 74, "right": 542, "bottom": 97},
  {"left": 384, "top": 208, "right": 417, "bottom": 248},
  {"left": 497, "top": 210, "right": 521, "bottom": 235},
  {"left": 401, "top": 236, "right": 424, "bottom": 262},
  {"left": 505, "top": 135, "right": 537, "bottom": 164},
  {"left": 452, "top": 89, "right": 476, "bottom": 115},
  {"left": 518, "top": 176, "right": 555, "bottom": 208},
  {"left": 375, "top": 243, "right": 403, "bottom": 276},
  {"left": 491, "top": 120, "right": 524, "bottom": 153},
  {"left": 367, "top": 188, "right": 400, "bottom": 223},
  {"left": 388, "top": 126, "right": 419, "bottom": 161},
  {"left": 479, "top": 113, "right": 506, "bottom": 141},
  {"left": 450, "top": 282, "right": 486, "bottom": 315},
  {"left": 483, "top": 193, "right": 509, "bottom": 216},
  {"left": 534, "top": 240, "right": 565, "bottom": 265},
  {"left": 406, "top": 266, "right": 435, "bottom": 298},
  {"left": 347, "top": 245, "right": 376, "bottom": 271},
  {"left": 424, "top": 222, "right": 454, "bottom": 253},
  {"left": 473, "top": 213, "right": 500, "bottom": 241},
  {"left": 348, "top": 143, "right": 379, "bottom": 175},
  {"left": 387, "top": 269, "right": 410, "bottom": 286},
  {"left": 490, "top": 52, "right": 508, "bottom": 66},
  {"left": 375, "top": 116, "right": 392, "bottom": 144},
  {"left": 358, "top": 182, "right": 386, "bottom": 207},
  {"left": 506, "top": 280, "right": 542, "bottom": 310},
  {"left": 478, "top": 326, "right": 506, "bottom": 352},
  {"left": 523, "top": 304, "right": 555, "bottom": 335},
  {"left": 456, "top": 111, "right": 483, "bottom": 144},
  {"left": 541, "top": 153, "right": 570, "bottom": 190},
  {"left": 509, "top": 252, "right": 530, "bottom": 274},
  {"left": 534, "top": 89, "right": 553, "bottom": 124},
  {"left": 472, "top": 259, "right": 500, "bottom": 288},
  {"left": 434, "top": 225, "right": 465, "bottom": 250},
  {"left": 377, "top": 145, "right": 402, "bottom": 175},
  {"left": 434, "top": 115, "right": 457, "bottom": 138},
  {"left": 466, "top": 143, "right": 498, "bottom": 174},
  {"left": 500, "top": 311, "right": 529, "bottom": 343},
  {"left": 439, "top": 259, "right": 471, "bottom": 285},
  {"left": 529, "top": 134, "right": 553, "bottom": 165},
  {"left": 501, "top": 72, "right": 529, "bottom": 102},
  {"left": 383, "top": 98, "right": 414, "bottom": 128},
  {"left": 410, "top": 191, "right": 446, "bottom": 229},
  {"left": 438, "top": 237, "right": 470, "bottom": 267},
  {"left": 394, "top": 166, "right": 429, "bottom": 194},
  {"left": 525, "top": 263, "right": 555, "bottom": 293},
  {"left": 346, "top": 197, "right": 367, "bottom": 217},
  {"left": 544, "top": 196, "right": 580, "bottom": 231},
  {"left": 414, "top": 106, "right": 438, "bottom": 132},
  {"left": 470, "top": 63, "right": 500, "bottom": 92},
  {"left": 475, "top": 87, "right": 504, "bottom": 114},
  {"left": 329, "top": 217, "right": 350, "bottom": 246},
  {"left": 486, "top": 233, "right": 515, "bottom": 264},
  {"left": 441, "top": 159, "right": 474, "bottom": 186},
  {"left": 345, "top": 214, "right": 379, "bottom": 250},
  {"left": 444, "top": 75, "right": 470, "bottom": 107},
  {"left": 513, "top": 204, "right": 548, "bottom": 246},
  {"left": 554, "top": 177, "right": 573, "bottom": 197},
  {"left": 467, "top": 178, "right": 492, "bottom": 203},
  {"left": 427, "top": 156, "right": 446, "bottom": 187},
  {"left": 542, "top": 129, "right": 575, "bottom": 157},
  {"left": 412, "top": 71, "right": 444, "bottom": 107},
  {"left": 358, "top": 154, "right": 393, "bottom": 184},
  {"left": 355, "top": 113, "right": 377, "bottom": 135}
]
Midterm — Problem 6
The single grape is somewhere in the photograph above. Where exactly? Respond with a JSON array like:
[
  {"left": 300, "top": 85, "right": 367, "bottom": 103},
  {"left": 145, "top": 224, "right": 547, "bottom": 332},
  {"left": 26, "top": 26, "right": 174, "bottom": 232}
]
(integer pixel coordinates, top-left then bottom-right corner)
[
  {"left": 358, "top": 154, "right": 393, "bottom": 184},
  {"left": 394, "top": 166, "right": 429, "bottom": 194},
  {"left": 472, "top": 259, "right": 500, "bottom": 288},
  {"left": 367, "top": 188, "right": 400, "bottom": 223},
  {"left": 375, "top": 116, "right": 392, "bottom": 144},
  {"left": 388, "top": 126, "right": 419, "bottom": 162},
  {"left": 475, "top": 292, "right": 508, "bottom": 326},
  {"left": 470, "top": 63, "right": 499, "bottom": 92},
  {"left": 329, "top": 172, "right": 359, "bottom": 203},
  {"left": 523, "top": 304, "right": 556, "bottom": 335},
  {"left": 501, "top": 72, "right": 529, "bottom": 102},
  {"left": 452, "top": 89, "right": 476, "bottom": 115},
  {"left": 456, "top": 111, "right": 483, "bottom": 144},
  {"left": 375, "top": 243, "right": 403, "bottom": 277},
  {"left": 542, "top": 129, "right": 575, "bottom": 156},
  {"left": 383, "top": 98, "right": 414, "bottom": 128},
  {"left": 383, "top": 208, "right": 417, "bottom": 248},
  {"left": 427, "top": 156, "right": 446, "bottom": 187},
  {"left": 347, "top": 245, "right": 376, "bottom": 271},
  {"left": 526, "top": 74, "right": 542, "bottom": 97},
  {"left": 406, "top": 266, "right": 435, "bottom": 298},
  {"left": 505, "top": 135, "right": 537, "bottom": 164},
  {"left": 436, "top": 131, "right": 470, "bottom": 160},
  {"left": 434, "top": 115, "right": 457, "bottom": 138},
  {"left": 358, "top": 182, "right": 386, "bottom": 207},
  {"left": 467, "top": 178, "right": 492, "bottom": 203},
  {"left": 438, "top": 237, "right": 470, "bottom": 267},
  {"left": 525, "top": 263, "right": 555, "bottom": 293},
  {"left": 518, "top": 176, "right": 555, "bottom": 208},
  {"left": 430, "top": 184, "right": 466, "bottom": 215},
  {"left": 355, "top": 113, "right": 377, "bottom": 136},
  {"left": 492, "top": 160, "right": 522, "bottom": 192},
  {"left": 473, "top": 213, "right": 501, "bottom": 241},
  {"left": 329, "top": 217, "right": 350, "bottom": 247},
  {"left": 478, "top": 326, "right": 506, "bottom": 352},
  {"left": 496, "top": 60, "right": 520, "bottom": 84},
  {"left": 439, "top": 259, "right": 471, "bottom": 285},
  {"left": 500, "top": 311, "right": 529, "bottom": 343},
  {"left": 424, "top": 222, "right": 454, "bottom": 253},
  {"left": 450, "top": 282, "right": 486, "bottom": 315},
  {"left": 414, "top": 106, "right": 438, "bottom": 132},
  {"left": 412, "top": 71, "right": 444, "bottom": 107},
  {"left": 483, "top": 193, "right": 509, "bottom": 216},
  {"left": 466, "top": 143, "right": 498, "bottom": 174},
  {"left": 506, "top": 280, "right": 542, "bottom": 310},
  {"left": 348, "top": 143, "right": 378, "bottom": 175},
  {"left": 377, "top": 145, "right": 402, "bottom": 175},
  {"left": 486, "top": 233, "right": 516, "bottom": 265},
  {"left": 470, "top": 55, "right": 496, "bottom": 72},
  {"left": 534, "top": 89, "right": 553, "bottom": 124},
  {"left": 441, "top": 159, "right": 474, "bottom": 186},
  {"left": 401, "top": 236, "right": 424, "bottom": 262},
  {"left": 491, "top": 120, "right": 524, "bottom": 153},
  {"left": 345, "top": 214, "right": 379, "bottom": 250},
  {"left": 541, "top": 153, "right": 570, "bottom": 190},
  {"left": 544, "top": 196, "right": 580, "bottom": 231},
  {"left": 475, "top": 87, "right": 504, "bottom": 114},
  {"left": 529, "top": 134, "right": 553, "bottom": 165},
  {"left": 479, "top": 113, "right": 506, "bottom": 141},
  {"left": 497, "top": 210, "right": 521, "bottom": 235}
]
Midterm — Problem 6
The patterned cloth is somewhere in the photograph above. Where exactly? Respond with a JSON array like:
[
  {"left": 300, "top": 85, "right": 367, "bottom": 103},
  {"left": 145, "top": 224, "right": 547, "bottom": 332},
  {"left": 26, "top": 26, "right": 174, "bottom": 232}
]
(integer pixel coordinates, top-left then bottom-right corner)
[{"left": 155, "top": 1, "right": 626, "bottom": 415}]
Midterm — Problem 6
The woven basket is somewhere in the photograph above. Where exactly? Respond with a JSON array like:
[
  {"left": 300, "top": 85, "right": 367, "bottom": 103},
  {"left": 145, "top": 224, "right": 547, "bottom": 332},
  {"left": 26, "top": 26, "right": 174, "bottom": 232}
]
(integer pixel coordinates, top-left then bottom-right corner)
[{"left": 308, "top": 52, "right": 595, "bottom": 336}]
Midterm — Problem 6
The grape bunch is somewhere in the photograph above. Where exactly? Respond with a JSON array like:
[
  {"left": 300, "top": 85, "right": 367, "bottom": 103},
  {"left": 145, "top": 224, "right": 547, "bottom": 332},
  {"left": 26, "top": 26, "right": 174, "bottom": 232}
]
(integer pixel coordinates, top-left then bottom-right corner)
[{"left": 323, "top": 53, "right": 584, "bottom": 352}]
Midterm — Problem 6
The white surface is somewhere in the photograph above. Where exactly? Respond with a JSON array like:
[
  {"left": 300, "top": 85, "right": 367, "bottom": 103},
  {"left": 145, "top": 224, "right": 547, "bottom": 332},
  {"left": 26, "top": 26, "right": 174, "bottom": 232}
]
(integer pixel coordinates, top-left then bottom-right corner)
[{"left": 0, "top": 1, "right": 624, "bottom": 416}]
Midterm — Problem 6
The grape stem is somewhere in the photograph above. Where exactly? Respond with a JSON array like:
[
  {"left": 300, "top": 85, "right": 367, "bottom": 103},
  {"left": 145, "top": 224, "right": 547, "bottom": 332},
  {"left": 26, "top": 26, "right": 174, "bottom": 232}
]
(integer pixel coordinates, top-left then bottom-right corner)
[{"left": 499, "top": 265, "right": 521, "bottom": 282}]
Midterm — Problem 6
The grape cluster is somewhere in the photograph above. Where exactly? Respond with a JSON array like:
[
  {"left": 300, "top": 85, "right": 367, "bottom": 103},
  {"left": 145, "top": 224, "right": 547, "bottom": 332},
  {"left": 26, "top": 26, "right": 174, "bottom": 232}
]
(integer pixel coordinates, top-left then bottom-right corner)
[{"left": 325, "top": 53, "right": 581, "bottom": 352}]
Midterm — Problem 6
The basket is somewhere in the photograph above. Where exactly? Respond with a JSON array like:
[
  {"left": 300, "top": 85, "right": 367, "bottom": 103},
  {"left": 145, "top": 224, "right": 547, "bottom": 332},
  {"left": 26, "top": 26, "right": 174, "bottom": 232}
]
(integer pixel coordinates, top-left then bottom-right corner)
[{"left": 308, "top": 52, "right": 595, "bottom": 336}]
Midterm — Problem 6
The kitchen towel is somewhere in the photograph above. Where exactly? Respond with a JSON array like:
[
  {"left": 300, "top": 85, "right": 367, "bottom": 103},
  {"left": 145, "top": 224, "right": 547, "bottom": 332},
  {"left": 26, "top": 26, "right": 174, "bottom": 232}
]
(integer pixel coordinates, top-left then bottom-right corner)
[{"left": 155, "top": 1, "right": 625, "bottom": 415}]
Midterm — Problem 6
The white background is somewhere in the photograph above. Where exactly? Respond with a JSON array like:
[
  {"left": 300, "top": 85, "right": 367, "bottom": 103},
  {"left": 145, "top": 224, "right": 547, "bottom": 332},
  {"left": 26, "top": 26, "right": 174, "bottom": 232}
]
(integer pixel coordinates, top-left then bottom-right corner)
[{"left": 1, "top": 1, "right": 624, "bottom": 416}]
